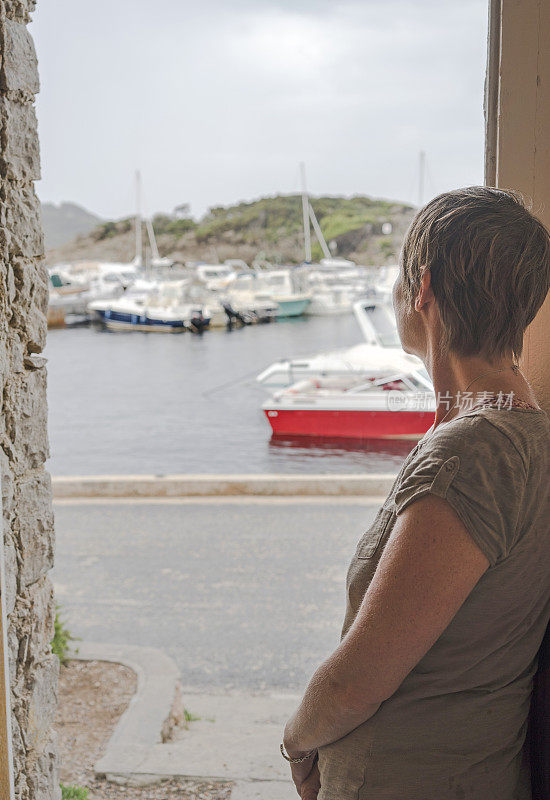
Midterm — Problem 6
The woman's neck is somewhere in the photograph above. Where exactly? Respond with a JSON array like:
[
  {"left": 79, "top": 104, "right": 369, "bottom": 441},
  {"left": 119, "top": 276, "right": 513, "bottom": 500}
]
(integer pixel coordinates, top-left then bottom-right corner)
[{"left": 425, "top": 349, "right": 538, "bottom": 428}]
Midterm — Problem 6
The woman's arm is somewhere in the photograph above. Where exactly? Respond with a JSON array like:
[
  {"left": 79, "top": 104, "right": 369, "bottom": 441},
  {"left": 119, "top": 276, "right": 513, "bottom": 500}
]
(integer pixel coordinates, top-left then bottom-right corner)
[{"left": 284, "top": 493, "right": 490, "bottom": 757}]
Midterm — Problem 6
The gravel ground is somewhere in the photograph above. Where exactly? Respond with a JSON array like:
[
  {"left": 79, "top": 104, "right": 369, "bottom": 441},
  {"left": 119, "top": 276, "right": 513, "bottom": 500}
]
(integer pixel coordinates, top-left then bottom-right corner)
[{"left": 57, "top": 659, "right": 233, "bottom": 800}]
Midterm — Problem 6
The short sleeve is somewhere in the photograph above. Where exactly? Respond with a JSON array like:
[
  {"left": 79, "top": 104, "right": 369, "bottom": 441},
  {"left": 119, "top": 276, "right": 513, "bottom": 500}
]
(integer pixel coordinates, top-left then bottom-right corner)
[{"left": 394, "top": 418, "right": 527, "bottom": 567}]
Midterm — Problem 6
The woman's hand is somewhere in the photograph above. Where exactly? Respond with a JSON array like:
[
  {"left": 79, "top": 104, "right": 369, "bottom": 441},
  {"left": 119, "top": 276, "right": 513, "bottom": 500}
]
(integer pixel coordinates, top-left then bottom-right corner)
[
  {"left": 289, "top": 753, "right": 319, "bottom": 797},
  {"left": 299, "top": 759, "right": 321, "bottom": 799}
]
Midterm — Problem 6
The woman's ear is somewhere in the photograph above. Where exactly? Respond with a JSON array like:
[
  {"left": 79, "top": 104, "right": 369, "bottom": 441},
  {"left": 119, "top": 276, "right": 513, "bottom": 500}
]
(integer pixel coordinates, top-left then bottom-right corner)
[{"left": 414, "top": 268, "right": 434, "bottom": 312}]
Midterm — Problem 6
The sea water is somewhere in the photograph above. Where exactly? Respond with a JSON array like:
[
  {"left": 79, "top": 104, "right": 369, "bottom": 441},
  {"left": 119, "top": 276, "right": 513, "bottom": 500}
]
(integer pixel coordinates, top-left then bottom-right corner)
[{"left": 45, "top": 315, "right": 415, "bottom": 476}]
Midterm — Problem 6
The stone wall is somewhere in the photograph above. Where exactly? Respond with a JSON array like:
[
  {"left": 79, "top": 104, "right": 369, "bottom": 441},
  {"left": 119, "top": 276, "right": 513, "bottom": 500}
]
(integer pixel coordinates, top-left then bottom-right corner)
[{"left": 0, "top": 2, "right": 59, "bottom": 799}]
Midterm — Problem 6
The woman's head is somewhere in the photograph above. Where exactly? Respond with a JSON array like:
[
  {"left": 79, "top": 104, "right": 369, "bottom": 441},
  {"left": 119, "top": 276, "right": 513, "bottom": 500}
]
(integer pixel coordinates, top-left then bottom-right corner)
[{"left": 393, "top": 186, "right": 550, "bottom": 362}]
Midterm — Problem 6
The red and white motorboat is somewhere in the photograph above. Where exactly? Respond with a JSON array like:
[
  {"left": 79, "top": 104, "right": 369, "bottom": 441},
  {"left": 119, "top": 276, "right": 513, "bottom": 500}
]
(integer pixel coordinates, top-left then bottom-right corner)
[
  {"left": 263, "top": 370, "right": 435, "bottom": 440},
  {"left": 256, "top": 300, "right": 422, "bottom": 387}
]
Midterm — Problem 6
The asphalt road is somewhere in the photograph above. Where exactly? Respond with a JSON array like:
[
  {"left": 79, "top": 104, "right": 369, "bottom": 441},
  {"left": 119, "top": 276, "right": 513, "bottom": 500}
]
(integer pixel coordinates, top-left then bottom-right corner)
[{"left": 52, "top": 499, "right": 379, "bottom": 691}]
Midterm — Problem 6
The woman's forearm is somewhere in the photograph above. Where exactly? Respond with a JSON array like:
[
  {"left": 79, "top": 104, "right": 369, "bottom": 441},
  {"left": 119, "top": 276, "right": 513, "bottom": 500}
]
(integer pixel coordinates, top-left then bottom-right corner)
[{"left": 283, "top": 655, "right": 380, "bottom": 756}]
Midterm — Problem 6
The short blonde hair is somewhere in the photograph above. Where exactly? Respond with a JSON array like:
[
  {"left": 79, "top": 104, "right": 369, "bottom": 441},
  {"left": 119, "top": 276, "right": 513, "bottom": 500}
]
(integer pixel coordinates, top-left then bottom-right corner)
[{"left": 400, "top": 187, "right": 550, "bottom": 360}]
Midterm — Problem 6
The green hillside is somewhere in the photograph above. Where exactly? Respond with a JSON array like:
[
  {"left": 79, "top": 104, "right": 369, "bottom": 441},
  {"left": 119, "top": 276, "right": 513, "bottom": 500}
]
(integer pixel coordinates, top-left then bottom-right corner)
[{"left": 47, "top": 193, "right": 416, "bottom": 266}]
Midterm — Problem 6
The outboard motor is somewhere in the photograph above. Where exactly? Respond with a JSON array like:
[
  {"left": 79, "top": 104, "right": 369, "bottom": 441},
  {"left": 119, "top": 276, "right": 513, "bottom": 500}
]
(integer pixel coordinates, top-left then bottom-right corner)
[
  {"left": 188, "top": 309, "right": 209, "bottom": 333},
  {"left": 222, "top": 302, "right": 248, "bottom": 326}
]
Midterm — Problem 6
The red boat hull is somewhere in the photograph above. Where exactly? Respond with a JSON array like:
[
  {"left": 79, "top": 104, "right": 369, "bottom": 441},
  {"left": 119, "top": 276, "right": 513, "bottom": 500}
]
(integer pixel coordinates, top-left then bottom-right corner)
[{"left": 264, "top": 408, "right": 434, "bottom": 440}]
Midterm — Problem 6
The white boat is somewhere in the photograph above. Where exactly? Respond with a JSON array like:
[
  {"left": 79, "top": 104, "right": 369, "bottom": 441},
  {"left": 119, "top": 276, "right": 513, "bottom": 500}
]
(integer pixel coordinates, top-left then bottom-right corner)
[
  {"left": 195, "top": 264, "right": 237, "bottom": 291},
  {"left": 372, "top": 265, "right": 399, "bottom": 303},
  {"left": 123, "top": 277, "right": 159, "bottom": 299},
  {"left": 300, "top": 260, "right": 374, "bottom": 316},
  {"left": 231, "top": 270, "right": 311, "bottom": 318},
  {"left": 319, "top": 257, "right": 357, "bottom": 270},
  {"left": 294, "top": 257, "right": 373, "bottom": 316},
  {"left": 48, "top": 268, "right": 90, "bottom": 316},
  {"left": 222, "top": 287, "right": 279, "bottom": 324},
  {"left": 305, "top": 283, "right": 357, "bottom": 316},
  {"left": 218, "top": 271, "right": 280, "bottom": 323},
  {"left": 48, "top": 261, "right": 149, "bottom": 321},
  {"left": 185, "top": 283, "right": 229, "bottom": 328},
  {"left": 257, "top": 301, "right": 419, "bottom": 386},
  {"left": 88, "top": 280, "right": 210, "bottom": 332},
  {"left": 63, "top": 260, "right": 140, "bottom": 287}
]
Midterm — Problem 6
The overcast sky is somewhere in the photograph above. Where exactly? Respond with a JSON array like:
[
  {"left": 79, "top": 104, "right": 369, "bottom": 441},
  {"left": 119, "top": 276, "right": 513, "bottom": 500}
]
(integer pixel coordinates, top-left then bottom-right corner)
[{"left": 30, "top": 0, "right": 488, "bottom": 220}]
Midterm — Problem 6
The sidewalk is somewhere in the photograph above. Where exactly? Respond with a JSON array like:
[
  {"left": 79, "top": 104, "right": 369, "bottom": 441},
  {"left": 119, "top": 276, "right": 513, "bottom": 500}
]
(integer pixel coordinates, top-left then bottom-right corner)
[
  {"left": 52, "top": 472, "right": 396, "bottom": 499},
  {"left": 141, "top": 691, "right": 299, "bottom": 798},
  {"left": 73, "top": 643, "right": 300, "bottom": 798}
]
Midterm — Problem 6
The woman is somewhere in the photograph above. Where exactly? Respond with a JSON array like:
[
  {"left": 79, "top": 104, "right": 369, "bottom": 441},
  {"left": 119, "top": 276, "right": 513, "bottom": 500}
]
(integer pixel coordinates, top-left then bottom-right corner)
[{"left": 281, "top": 187, "right": 550, "bottom": 800}]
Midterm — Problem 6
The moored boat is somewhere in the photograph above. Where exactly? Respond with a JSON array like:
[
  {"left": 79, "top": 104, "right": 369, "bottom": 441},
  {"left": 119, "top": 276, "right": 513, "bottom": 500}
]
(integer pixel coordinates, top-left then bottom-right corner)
[
  {"left": 257, "top": 301, "right": 420, "bottom": 386},
  {"left": 276, "top": 297, "right": 311, "bottom": 317},
  {"left": 195, "top": 264, "right": 237, "bottom": 291},
  {"left": 250, "top": 270, "right": 311, "bottom": 318},
  {"left": 88, "top": 280, "right": 210, "bottom": 332},
  {"left": 263, "top": 371, "right": 435, "bottom": 440}
]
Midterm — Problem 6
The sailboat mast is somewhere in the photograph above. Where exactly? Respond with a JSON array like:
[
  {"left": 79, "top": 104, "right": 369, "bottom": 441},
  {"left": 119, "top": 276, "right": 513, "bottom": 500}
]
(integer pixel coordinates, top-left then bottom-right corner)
[
  {"left": 418, "top": 151, "right": 425, "bottom": 208},
  {"left": 145, "top": 218, "right": 160, "bottom": 262},
  {"left": 308, "top": 203, "right": 331, "bottom": 259},
  {"left": 300, "top": 162, "right": 312, "bottom": 263},
  {"left": 135, "top": 169, "right": 143, "bottom": 268}
]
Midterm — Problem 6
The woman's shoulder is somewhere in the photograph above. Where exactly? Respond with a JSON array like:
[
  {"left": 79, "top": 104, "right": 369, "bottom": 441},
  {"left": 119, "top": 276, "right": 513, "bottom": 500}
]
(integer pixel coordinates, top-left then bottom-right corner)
[
  {"left": 401, "top": 409, "right": 549, "bottom": 514},
  {"left": 396, "top": 409, "right": 548, "bottom": 566},
  {"left": 423, "top": 407, "right": 550, "bottom": 472}
]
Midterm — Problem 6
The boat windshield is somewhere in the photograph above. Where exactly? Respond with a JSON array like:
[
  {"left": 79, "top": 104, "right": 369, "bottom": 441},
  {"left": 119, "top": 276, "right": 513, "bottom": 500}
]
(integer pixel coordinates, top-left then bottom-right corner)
[{"left": 366, "top": 305, "right": 401, "bottom": 347}]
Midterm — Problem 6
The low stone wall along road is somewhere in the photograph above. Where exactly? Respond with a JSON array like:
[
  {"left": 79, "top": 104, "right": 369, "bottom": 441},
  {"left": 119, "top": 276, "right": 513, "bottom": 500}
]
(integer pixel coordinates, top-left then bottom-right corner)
[{"left": 52, "top": 499, "right": 379, "bottom": 691}]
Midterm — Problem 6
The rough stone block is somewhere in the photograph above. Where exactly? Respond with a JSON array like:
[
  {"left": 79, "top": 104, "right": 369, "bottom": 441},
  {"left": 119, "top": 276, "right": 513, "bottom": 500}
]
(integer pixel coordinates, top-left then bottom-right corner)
[
  {"left": 0, "top": 97, "right": 41, "bottom": 181},
  {"left": 10, "top": 334, "right": 26, "bottom": 375},
  {"left": 4, "top": 0, "right": 37, "bottom": 24},
  {"left": 1, "top": 443, "right": 15, "bottom": 516},
  {"left": 15, "top": 473, "right": 54, "bottom": 586},
  {"left": 18, "top": 365, "right": 50, "bottom": 468},
  {"left": 6, "top": 257, "right": 17, "bottom": 305},
  {"left": 26, "top": 654, "right": 59, "bottom": 753},
  {"left": 10, "top": 713, "right": 24, "bottom": 779},
  {"left": 1, "top": 181, "right": 44, "bottom": 258},
  {"left": 7, "top": 623, "right": 19, "bottom": 685},
  {"left": 3, "top": 365, "right": 49, "bottom": 471},
  {"left": 27, "top": 576, "right": 55, "bottom": 658},
  {"left": 3, "top": 533, "right": 18, "bottom": 615},
  {"left": 1, "top": 18, "right": 39, "bottom": 95},
  {"left": 8, "top": 258, "right": 49, "bottom": 353},
  {"left": 33, "top": 730, "right": 61, "bottom": 800},
  {"left": 27, "top": 281, "right": 48, "bottom": 353}
]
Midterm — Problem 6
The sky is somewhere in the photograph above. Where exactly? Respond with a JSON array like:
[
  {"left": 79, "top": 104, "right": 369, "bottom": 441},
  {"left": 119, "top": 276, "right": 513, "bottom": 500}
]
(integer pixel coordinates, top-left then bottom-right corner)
[{"left": 30, "top": 0, "right": 489, "bottom": 221}]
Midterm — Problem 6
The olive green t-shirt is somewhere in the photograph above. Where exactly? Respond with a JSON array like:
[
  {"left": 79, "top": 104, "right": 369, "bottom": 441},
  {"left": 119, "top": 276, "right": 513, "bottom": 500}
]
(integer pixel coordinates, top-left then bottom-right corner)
[{"left": 318, "top": 406, "right": 550, "bottom": 800}]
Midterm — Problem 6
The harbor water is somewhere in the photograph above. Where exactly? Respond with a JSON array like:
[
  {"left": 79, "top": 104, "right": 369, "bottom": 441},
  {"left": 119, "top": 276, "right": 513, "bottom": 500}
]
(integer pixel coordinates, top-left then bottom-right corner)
[{"left": 46, "top": 315, "right": 417, "bottom": 476}]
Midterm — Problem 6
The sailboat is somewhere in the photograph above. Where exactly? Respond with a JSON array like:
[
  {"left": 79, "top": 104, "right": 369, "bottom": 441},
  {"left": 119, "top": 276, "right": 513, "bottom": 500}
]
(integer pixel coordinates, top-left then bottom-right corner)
[{"left": 298, "top": 163, "right": 365, "bottom": 315}]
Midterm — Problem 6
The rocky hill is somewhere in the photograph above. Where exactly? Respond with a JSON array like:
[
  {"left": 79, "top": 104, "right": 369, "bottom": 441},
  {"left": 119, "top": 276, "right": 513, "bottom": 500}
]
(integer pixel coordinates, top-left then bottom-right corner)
[
  {"left": 41, "top": 201, "right": 103, "bottom": 249},
  {"left": 46, "top": 194, "right": 415, "bottom": 266}
]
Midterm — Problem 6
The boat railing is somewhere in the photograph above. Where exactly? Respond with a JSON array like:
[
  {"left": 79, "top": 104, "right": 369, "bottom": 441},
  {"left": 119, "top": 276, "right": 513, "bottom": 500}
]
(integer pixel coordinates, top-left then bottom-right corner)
[{"left": 346, "top": 372, "right": 420, "bottom": 394}]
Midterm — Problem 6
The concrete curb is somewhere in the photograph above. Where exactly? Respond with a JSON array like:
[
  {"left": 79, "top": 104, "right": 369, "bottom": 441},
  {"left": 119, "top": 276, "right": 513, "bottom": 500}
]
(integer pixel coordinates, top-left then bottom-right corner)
[
  {"left": 69, "top": 644, "right": 300, "bottom": 793},
  {"left": 69, "top": 642, "right": 180, "bottom": 782},
  {"left": 52, "top": 473, "right": 397, "bottom": 499}
]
